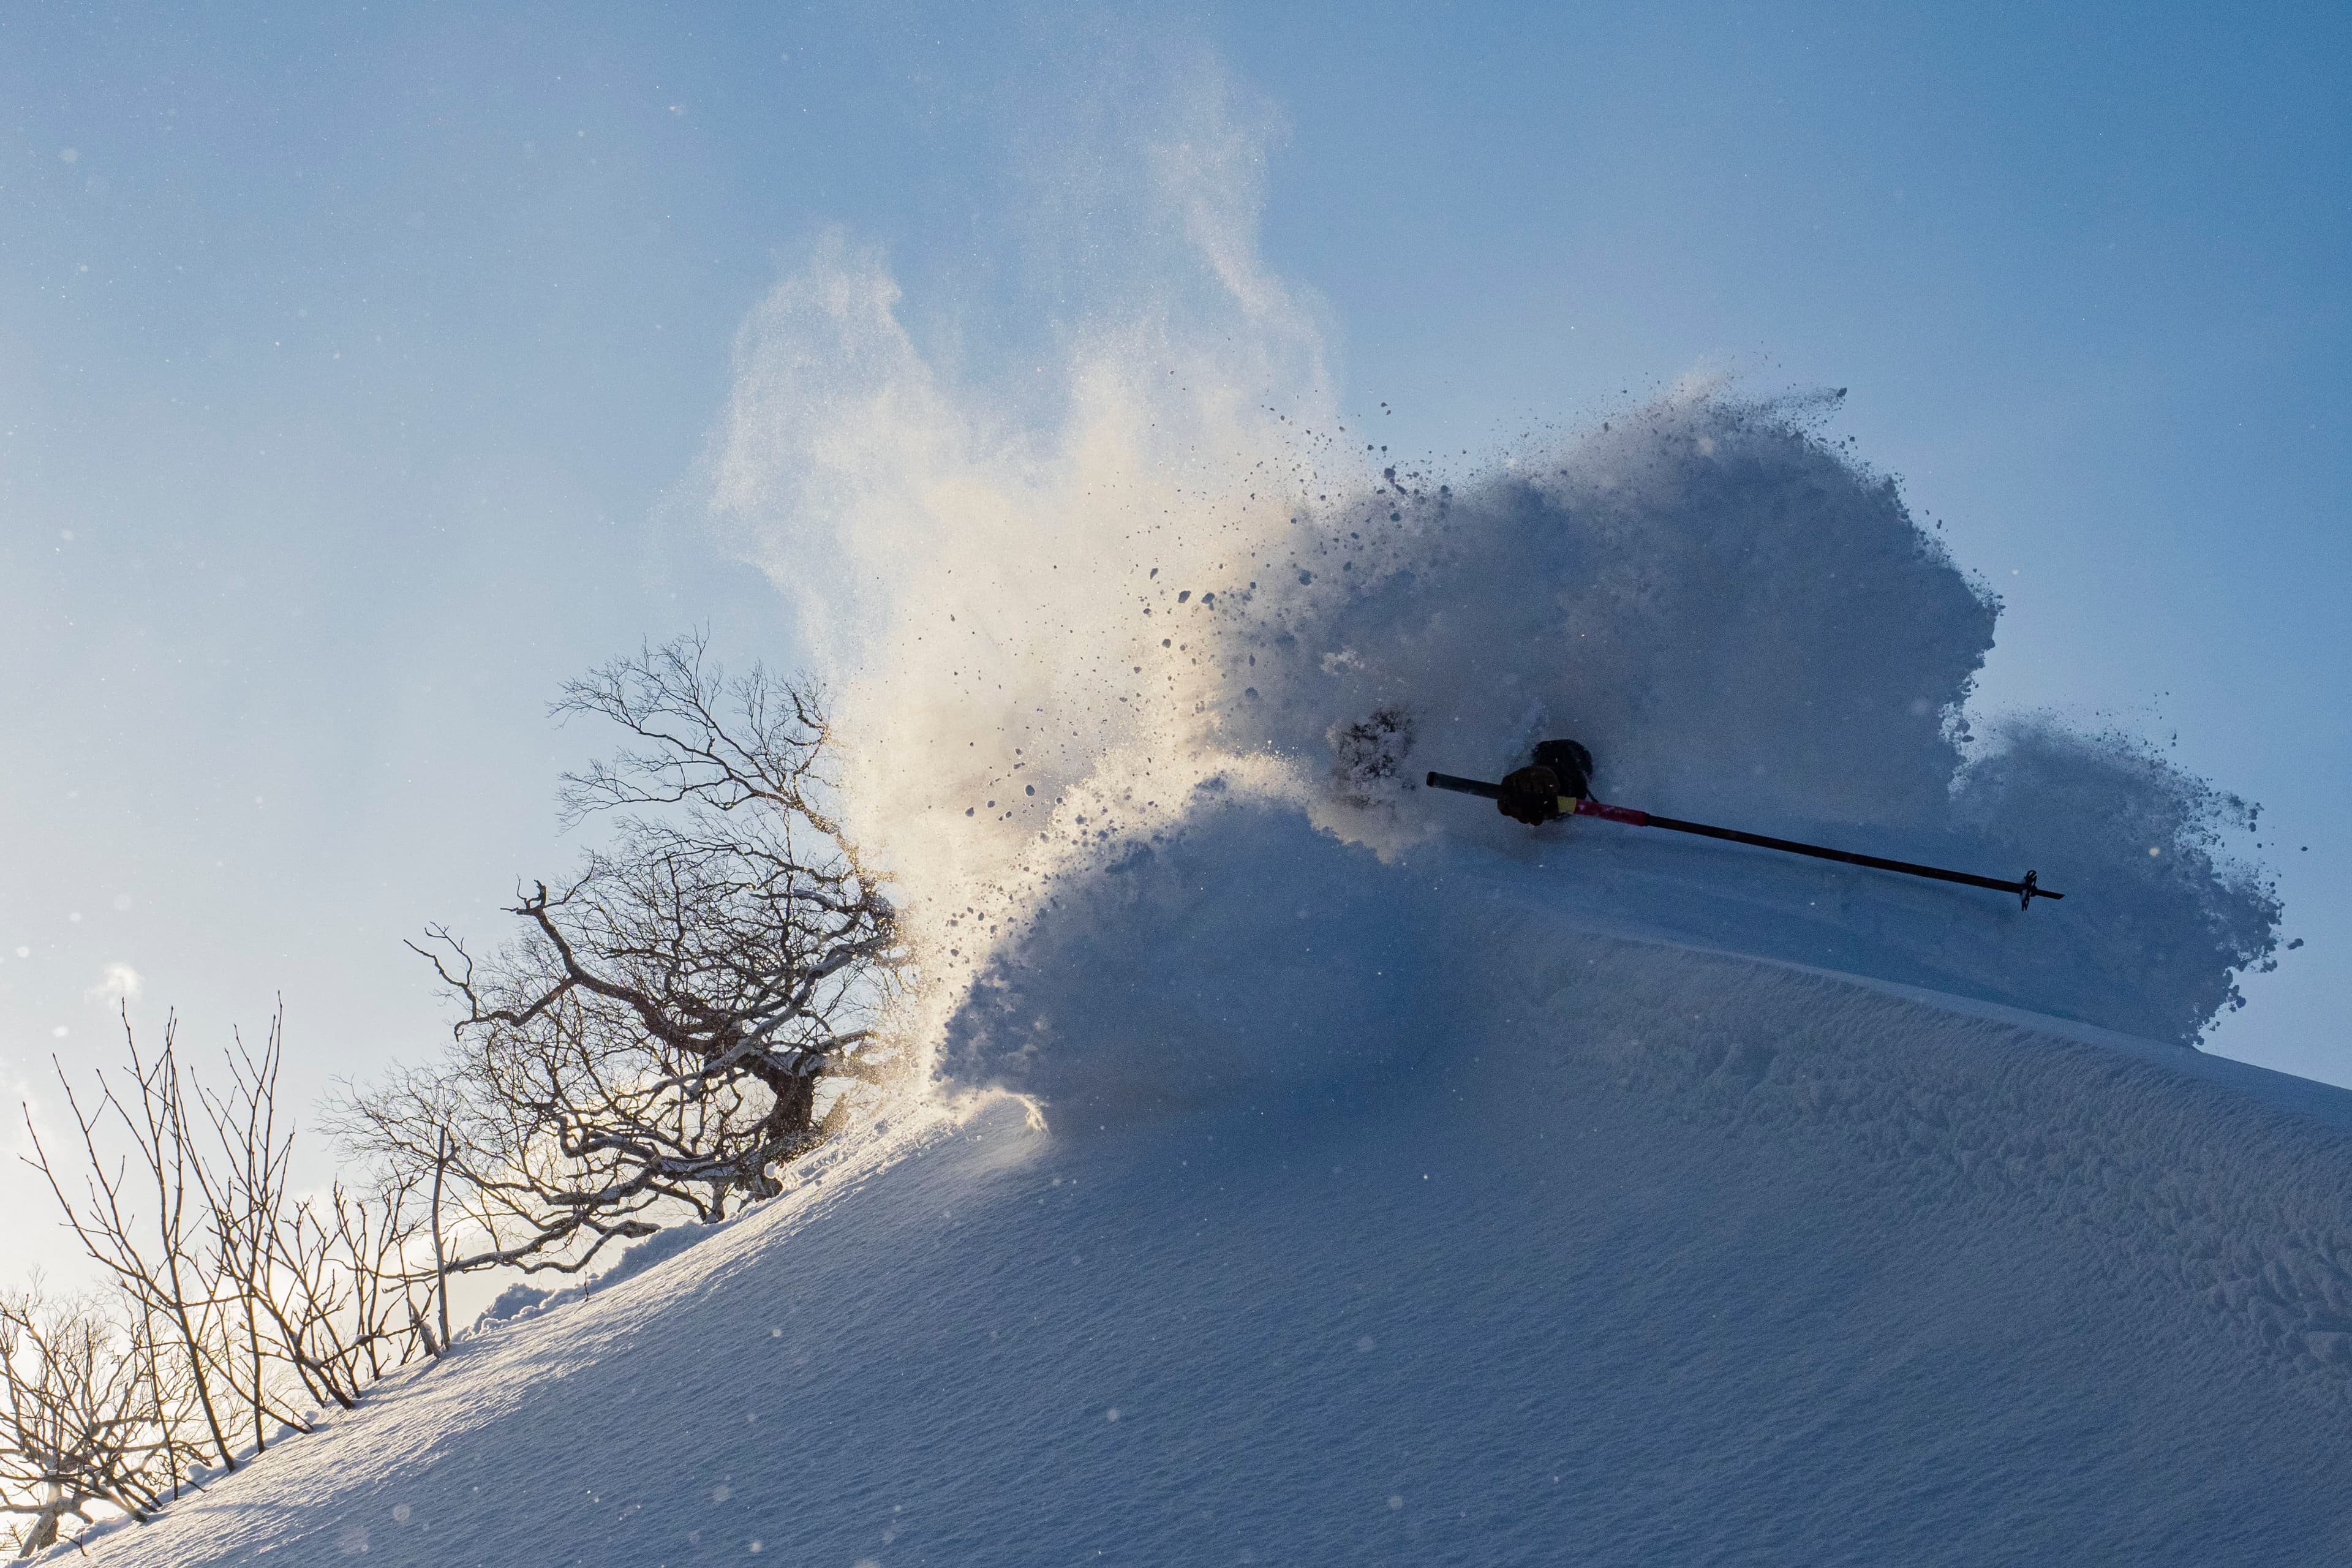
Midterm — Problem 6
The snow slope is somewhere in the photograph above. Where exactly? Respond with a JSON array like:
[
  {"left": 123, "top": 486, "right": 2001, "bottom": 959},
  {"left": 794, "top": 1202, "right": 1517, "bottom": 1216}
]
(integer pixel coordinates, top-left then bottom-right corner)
[
  {"left": 74, "top": 814, "right": 2352, "bottom": 1566},
  {"left": 70, "top": 239, "right": 2321, "bottom": 1561}
]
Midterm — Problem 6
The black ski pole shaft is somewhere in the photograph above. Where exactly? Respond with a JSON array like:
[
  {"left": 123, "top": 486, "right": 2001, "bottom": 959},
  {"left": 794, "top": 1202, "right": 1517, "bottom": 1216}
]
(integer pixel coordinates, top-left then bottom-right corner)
[
  {"left": 1635, "top": 813, "right": 2060, "bottom": 905},
  {"left": 1423, "top": 771, "right": 2063, "bottom": 908},
  {"left": 1424, "top": 771, "right": 1502, "bottom": 799}
]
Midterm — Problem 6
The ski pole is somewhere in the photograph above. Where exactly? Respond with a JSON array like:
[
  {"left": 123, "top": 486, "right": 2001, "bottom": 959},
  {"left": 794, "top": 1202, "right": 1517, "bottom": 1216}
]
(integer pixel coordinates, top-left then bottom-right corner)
[{"left": 1424, "top": 771, "right": 2063, "bottom": 910}]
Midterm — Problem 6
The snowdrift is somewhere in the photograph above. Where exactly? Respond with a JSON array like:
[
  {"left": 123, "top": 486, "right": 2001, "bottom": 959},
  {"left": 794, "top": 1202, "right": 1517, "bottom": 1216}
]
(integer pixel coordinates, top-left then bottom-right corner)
[{"left": 75, "top": 857, "right": 2352, "bottom": 1566}]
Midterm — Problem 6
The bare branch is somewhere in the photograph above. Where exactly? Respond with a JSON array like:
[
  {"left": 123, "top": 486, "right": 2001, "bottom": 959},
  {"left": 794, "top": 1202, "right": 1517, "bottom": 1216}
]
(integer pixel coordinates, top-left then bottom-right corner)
[{"left": 339, "top": 636, "right": 904, "bottom": 1278}]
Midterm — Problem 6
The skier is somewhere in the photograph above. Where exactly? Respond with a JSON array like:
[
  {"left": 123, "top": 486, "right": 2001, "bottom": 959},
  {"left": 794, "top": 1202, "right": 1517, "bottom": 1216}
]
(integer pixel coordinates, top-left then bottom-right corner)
[{"left": 1495, "top": 739, "right": 1593, "bottom": 826}]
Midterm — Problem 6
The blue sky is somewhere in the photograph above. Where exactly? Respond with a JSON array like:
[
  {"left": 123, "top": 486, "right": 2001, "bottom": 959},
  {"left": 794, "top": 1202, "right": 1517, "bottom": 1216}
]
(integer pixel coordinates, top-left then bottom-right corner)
[{"left": 3, "top": 1, "right": 2345, "bottom": 1276}]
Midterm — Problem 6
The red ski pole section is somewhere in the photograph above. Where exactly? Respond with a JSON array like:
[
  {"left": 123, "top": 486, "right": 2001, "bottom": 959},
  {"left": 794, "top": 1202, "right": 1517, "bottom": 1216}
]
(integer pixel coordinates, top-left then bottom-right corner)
[{"left": 1571, "top": 797, "right": 1650, "bottom": 827}]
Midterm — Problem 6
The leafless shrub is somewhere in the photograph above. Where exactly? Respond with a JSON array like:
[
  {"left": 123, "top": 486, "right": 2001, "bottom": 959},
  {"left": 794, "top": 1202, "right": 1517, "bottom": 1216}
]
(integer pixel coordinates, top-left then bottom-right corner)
[
  {"left": 0, "top": 1287, "right": 181, "bottom": 1558},
  {"left": 14, "top": 1003, "right": 437, "bottom": 1545},
  {"left": 182, "top": 1016, "right": 435, "bottom": 1417},
  {"left": 25, "top": 1012, "right": 245, "bottom": 1477}
]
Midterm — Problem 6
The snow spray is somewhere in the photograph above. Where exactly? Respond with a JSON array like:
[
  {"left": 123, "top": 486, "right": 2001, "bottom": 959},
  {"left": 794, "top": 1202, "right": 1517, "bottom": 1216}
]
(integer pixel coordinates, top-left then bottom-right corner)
[{"left": 706, "top": 89, "right": 2277, "bottom": 1098}]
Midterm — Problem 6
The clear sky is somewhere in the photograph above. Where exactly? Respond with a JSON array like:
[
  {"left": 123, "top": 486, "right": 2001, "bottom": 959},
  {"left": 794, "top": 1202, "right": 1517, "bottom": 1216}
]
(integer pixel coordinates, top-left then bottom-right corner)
[{"left": 4, "top": 1, "right": 2345, "bottom": 1280}]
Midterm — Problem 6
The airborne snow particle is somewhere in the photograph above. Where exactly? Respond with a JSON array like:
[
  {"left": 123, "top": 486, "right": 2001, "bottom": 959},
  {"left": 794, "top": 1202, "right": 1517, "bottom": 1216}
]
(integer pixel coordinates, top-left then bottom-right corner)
[{"left": 86, "top": 961, "right": 142, "bottom": 1004}]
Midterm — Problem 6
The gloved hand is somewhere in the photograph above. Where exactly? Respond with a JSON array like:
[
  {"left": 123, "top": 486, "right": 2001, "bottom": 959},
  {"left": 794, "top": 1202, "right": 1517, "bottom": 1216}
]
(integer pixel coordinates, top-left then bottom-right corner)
[{"left": 1496, "top": 764, "right": 1562, "bottom": 826}]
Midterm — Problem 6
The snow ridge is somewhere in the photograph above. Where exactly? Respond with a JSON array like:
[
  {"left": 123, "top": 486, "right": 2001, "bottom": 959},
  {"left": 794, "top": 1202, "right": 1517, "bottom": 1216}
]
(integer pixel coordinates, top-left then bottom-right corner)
[{"left": 75, "top": 892, "right": 2352, "bottom": 1567}]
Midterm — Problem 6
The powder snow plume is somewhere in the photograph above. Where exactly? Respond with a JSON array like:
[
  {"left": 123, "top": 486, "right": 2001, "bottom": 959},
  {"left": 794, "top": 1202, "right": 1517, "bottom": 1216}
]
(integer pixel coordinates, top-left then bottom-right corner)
[{"left": 707, "top": 86, "right": 2278, "bottom": 1092}]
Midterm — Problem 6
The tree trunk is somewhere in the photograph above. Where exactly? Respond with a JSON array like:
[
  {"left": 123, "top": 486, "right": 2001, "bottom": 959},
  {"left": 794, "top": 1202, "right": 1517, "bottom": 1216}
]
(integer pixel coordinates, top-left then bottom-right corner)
[{"left": 430, "top": 1125, "right": 451, "bottom": 1354}]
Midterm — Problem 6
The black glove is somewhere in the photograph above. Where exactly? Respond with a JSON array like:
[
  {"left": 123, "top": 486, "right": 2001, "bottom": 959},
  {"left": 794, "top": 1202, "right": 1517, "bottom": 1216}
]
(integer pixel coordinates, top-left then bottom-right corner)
[{"left": 1496, "top": 765, "right": 1562, "bottom": 826}]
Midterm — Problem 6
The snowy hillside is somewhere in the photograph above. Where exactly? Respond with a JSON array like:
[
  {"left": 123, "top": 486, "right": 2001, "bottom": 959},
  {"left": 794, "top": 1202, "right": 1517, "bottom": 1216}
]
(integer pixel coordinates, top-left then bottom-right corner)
[
  {"left": 63, "top": 358, "right": 2320, "bottom": 1563},
  {"left": 72, "top": 840, "right": 2352, "bottom": 1566}
]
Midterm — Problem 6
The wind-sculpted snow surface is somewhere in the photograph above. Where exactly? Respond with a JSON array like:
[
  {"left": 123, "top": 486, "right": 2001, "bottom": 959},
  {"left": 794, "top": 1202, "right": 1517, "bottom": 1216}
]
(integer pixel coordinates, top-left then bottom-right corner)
[{"left": 72, "top": 878, "right": 2352, "bottom": 1567}]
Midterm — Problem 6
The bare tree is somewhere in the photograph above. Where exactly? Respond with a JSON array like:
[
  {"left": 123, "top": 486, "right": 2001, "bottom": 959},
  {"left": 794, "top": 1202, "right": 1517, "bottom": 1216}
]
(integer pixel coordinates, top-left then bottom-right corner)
[
  {"left": 0, "top": 1288, "right": 181, "bottom": 1558},
  {"left": 20, "top": 1003, "right": 437, "bottom": 1530},
  {"left": 182, "top": 1015, "right": 313, "bottom": 1451},
  {"left": 183, "top": 1014, "right": 433, "bottom": 1419},
  {"left": 26, "top": 1014, "right": 239, "bottom": 1476},
  {"left": 262, "top": 1177, "right": 429, "bottom": 1400},
  {"left": 337, "top": 633, "right": 902, "bottom": 1276}
]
